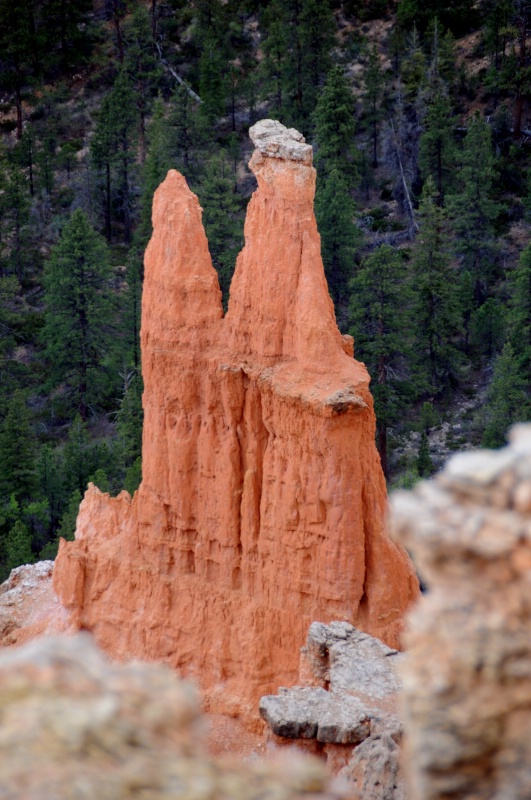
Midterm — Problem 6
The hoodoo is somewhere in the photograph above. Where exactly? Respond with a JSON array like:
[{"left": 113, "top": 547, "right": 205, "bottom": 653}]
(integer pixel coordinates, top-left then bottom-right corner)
[{"left": 53, "top": 120, "right": 418, "bottom": 719}]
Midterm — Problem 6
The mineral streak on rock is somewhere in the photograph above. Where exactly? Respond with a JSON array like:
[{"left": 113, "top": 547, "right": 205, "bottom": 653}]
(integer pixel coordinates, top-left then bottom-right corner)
[
  {"left": 392, "top": 424, "right": 531, "bottom": 800},
  {"left": 53, "top": 120, "right": 418, "bottom": 720}
]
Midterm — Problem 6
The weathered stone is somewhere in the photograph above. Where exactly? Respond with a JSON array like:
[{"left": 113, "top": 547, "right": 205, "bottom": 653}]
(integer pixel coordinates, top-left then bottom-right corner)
[
  {"left": 391, "top": 424, "right": 531, "bottom": 800},
  {"left": 52, "top": 121, "right": 418, "bottom": 721},
  {"left": 340, "top": 734, "right": 405, "bottom": 800},
  {"left": 0, "top": 562, "right": 73, "bottom": 647},
  {"left": 0, "top": 633, "right": 349, "bottom": 800},
  {"left": 260, "top": 686, "right": 371, "bottom": 744},
  {"left": 261, "top": 622, "right": 405, "bottom": 798}
]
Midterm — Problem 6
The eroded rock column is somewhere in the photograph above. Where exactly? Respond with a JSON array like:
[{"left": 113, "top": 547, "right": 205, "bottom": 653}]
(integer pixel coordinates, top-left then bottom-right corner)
[{"left": 53, "top": 120, "right": 418, "bottom": 721}]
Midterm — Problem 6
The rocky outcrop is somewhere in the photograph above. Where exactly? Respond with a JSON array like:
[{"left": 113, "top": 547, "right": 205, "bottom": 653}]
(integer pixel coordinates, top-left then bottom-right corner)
[
  {"left": 392, "top": 424, "right": 531, "bottom": 800},
  {"left": 0, "top": 633, "right": 348, "bottom": 800},
  {"left": 260, "top": 622, "right": 405, "bottom": 800},
  {"left": 0, "top": 561, "right": 73, "bottom": 646},
  {"left": 53, "top": 120, "right": 418, "bottom": 720}
]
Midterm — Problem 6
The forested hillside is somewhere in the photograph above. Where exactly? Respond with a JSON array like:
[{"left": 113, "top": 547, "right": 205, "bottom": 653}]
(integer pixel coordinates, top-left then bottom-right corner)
[{"left": 0, "top": 0, "right": 530, "bottom": 576}]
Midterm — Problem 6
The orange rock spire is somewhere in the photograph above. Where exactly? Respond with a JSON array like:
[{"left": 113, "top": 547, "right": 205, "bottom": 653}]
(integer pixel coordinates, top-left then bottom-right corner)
[{"left": 53, "top": 120, "right": 418, "bottom": 720}]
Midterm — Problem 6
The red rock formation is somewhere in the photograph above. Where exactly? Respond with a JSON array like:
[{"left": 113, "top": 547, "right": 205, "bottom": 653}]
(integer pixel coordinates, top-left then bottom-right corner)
[{"left": 53, "top": 120, "right": 418, "bottom": 720}]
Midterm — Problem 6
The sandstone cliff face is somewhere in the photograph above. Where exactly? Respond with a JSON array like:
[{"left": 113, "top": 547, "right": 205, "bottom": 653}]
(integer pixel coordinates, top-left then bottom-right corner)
[
  {"left": 53, "top": 120, "right": 418, "bottom": 719},
  {"left": 392, "top": 424, "right": 531, "bottom": 800}
]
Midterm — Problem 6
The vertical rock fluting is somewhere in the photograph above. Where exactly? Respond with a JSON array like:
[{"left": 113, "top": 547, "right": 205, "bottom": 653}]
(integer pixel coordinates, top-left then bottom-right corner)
[
  {"left": 392, "top": 424, "right": 531, "bottom": 800},
  {"left": 53, "top": 120, "right": 418, "bottom": 720}
]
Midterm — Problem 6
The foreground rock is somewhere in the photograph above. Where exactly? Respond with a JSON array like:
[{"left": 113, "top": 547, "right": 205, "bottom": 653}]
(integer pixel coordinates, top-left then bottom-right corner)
[
  {"left": 260, "top": 622, "right": 405, "bottom": 800},
  {"left": 52, "top": 120, "right": 418, "bottom": 719},
  {"left": 0, "top": 633, "right": 348, "bottom": 800},
  {"left": 392, "top": 424, "right": 531, "bottom": 800}
]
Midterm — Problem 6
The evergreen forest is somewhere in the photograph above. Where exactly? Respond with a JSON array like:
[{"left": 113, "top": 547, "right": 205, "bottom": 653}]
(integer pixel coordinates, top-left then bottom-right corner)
[{"left": 0, "top": 0, "right": 531, "bottom": 577}]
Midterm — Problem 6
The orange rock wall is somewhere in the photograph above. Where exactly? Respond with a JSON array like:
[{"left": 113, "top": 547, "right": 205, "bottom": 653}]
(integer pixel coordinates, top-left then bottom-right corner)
[{"left": 53, "top": 123, "right": 418, "bottom": 719}]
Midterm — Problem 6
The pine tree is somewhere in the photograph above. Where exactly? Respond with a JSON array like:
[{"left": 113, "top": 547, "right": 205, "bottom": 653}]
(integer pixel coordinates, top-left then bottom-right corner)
[
  {"left": 199, "top": 27, "right": 227, "bottom": 124},
  {"left": 260, "top": 0, "right": 289, "bottom": 117},
  {"left": 297, "top": 0, "right": 335, "bottom": 122},
  {"left": 482, "top": 342, "right": 529, "bottom": 448},
  {"left": 56, "top": 488, "right": 82, "bottom": 541},
  {"left": 471, "top": 298, "right": 505, "bottom": 358},
  {"left": 138, "top": 98, "right": 171, "bottom": 245},
  {"left": 315, "top": 167, "right": 361, "bottom": 305},
  {"left": 417, "top": 431, "right": 434, "bottom": 477},
  {"left": 4, "top": 519, "right": 33, "bottom": 575},
  {"left": 36, "top": 444, "right": 64, "bottom": 535},
  {"left": 42, "top": 211, "right": 115, "bottom": 420},
  {"left": 363, "top": 46, "right": 385, "bottom": 167},
  {"left": 0, "top": 391, "right": 35, "bottom": 502},
  {"left": 447, "top": 113, "right": 500, "bottom": 303},
  {"left": 122, "top": 5, "right": 162, "bottom": 164},
  {"left": 198, "top": 154, "right": 243, "bottom": 301},
  {"left": 116, "top": 372, "right": 143, "bottom": 474},
  {"left": 62, "top": 415, "right": 92, "bottom": 496},
  {"left": 508, "top": 241, "right": 531, "bottom": 374},
  {"left": 168, "top": 84, "right": 206, "bottom": 182},
  {"left": 419, "top": 85, "right": 455, "bottom": 204},
  {"left": 410, "top": 177, "right": 461, "bottom": 395},
  {"left": 349, "top": 244, "right": 413, "bottom": 477},
  {"left": 313, "top": 66, "right": 358, "bottom": 183}
]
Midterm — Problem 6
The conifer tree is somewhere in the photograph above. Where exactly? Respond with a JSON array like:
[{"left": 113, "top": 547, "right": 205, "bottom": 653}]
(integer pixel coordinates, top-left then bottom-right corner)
[
  {"left": 260, "top": 0, "right": 289, "bottom": 117},
  {"left": 315, "top": 168, "right": 361, "bottom": 305},
  {"left": 168, "top": 84, "right": 206, "bottom": 182},
  {"left": 138, "top": 98, "right": 171, "bottom": 245},
  {"left": 56, "top": 488, "right": 82, "bottom": 541},
  {"left": 363, "top": 46, "right": 385, "bottom": 167},
  {"left": 0, "top": 391, "right": 35, "bottom": 502},
  {"left": 42, "top": 210, "right": 115, "bottom": 420},
  {"left": 313, "top": 66, "right": 358, "bottom": 183},
  {"left": 482, "top": 342, "right": 529, "bottom": 448},
  {"left": 417, "top": 431, "right": 434, "bottom": 477},
  {"left": 198, "top": 154, "right": 243, "bottom": 301},
  {"left": 5, "top": 519, "right": 33, "bottom": 575},
  {"left": 199, "top": 27, "right": 227, "bottom": 124},
  {"left": 419, "top": 85, "right": 455, "bottom": 204},
  {"left": 349, "top": 244, "right": 413, "bottom": 477},
  {"left": 447, "top": 113, "right": 500, "bottom": 304},
  {"left": 508, "top": 241, "right": 531, "bottom": 374},
  {"left": 411, "top": 178, "right": 461, "bottom": 395},
  {"left": 122, "top": 6, "right": 161, "bottom": 164},
  {"left": 116, "top": 373, "right": 143, "bottom": 473}
]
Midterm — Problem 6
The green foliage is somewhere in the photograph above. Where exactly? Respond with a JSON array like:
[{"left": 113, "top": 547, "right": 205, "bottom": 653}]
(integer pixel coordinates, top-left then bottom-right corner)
[
  {"left": 56, "top": 488, "right": 82, "bottom": 542},
  {"left": 116, "top": 373, "right": 144, "bottom": 471},
  {"left": 316, "top": 168, "right": 362, "bottom": 304},
  {"left": 417, "top": 431, "right": 434, "bottom": 477},
  {"left": 419, "top": 84, "right": 455, "bottom": 203},
  {"left": 198, "top": 154, "right": 243, "bottom": 301},
  {"left": 0, "top": 391, "right": 35, "bottom": 502},
  {"left": 62, "top": 415, "right": 91, "bottom": 496},
  {"left": 124, "top": 457, "right": 142, "bottom": 496},
  {"left": 447, "top": 113, "right": 501, "bottom": 303},
  {"left": 4, "top": 519, "right": 33, "bottom": 576},
  {"left": 410, "top": 178, "right": 461, "bottom": 395},
  {"left": 482, "top": 342, "right": 529, "bottom": 448},
  {"left": 314, "top": 66, "right": 358, "bottom": 183},
  {"left": 42, "top": 210, "right": 116, "bottom": 420},
  {"left": 363, "top": 46, "right": 385, "bottom": 167},
  {"left": 471, "top": 298, "right": 505, "bottom": 358},
  {"left": 349, "top": 244, "right": 413, "bottom": 475},
  {"left": 508, "top": 242, "right": 531, "bottom": 374}
]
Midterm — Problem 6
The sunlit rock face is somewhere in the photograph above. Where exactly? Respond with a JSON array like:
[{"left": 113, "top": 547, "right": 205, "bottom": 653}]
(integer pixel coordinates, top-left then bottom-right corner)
[{"left": 53, "top": 120, "right": 419, "bottom": 721}]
